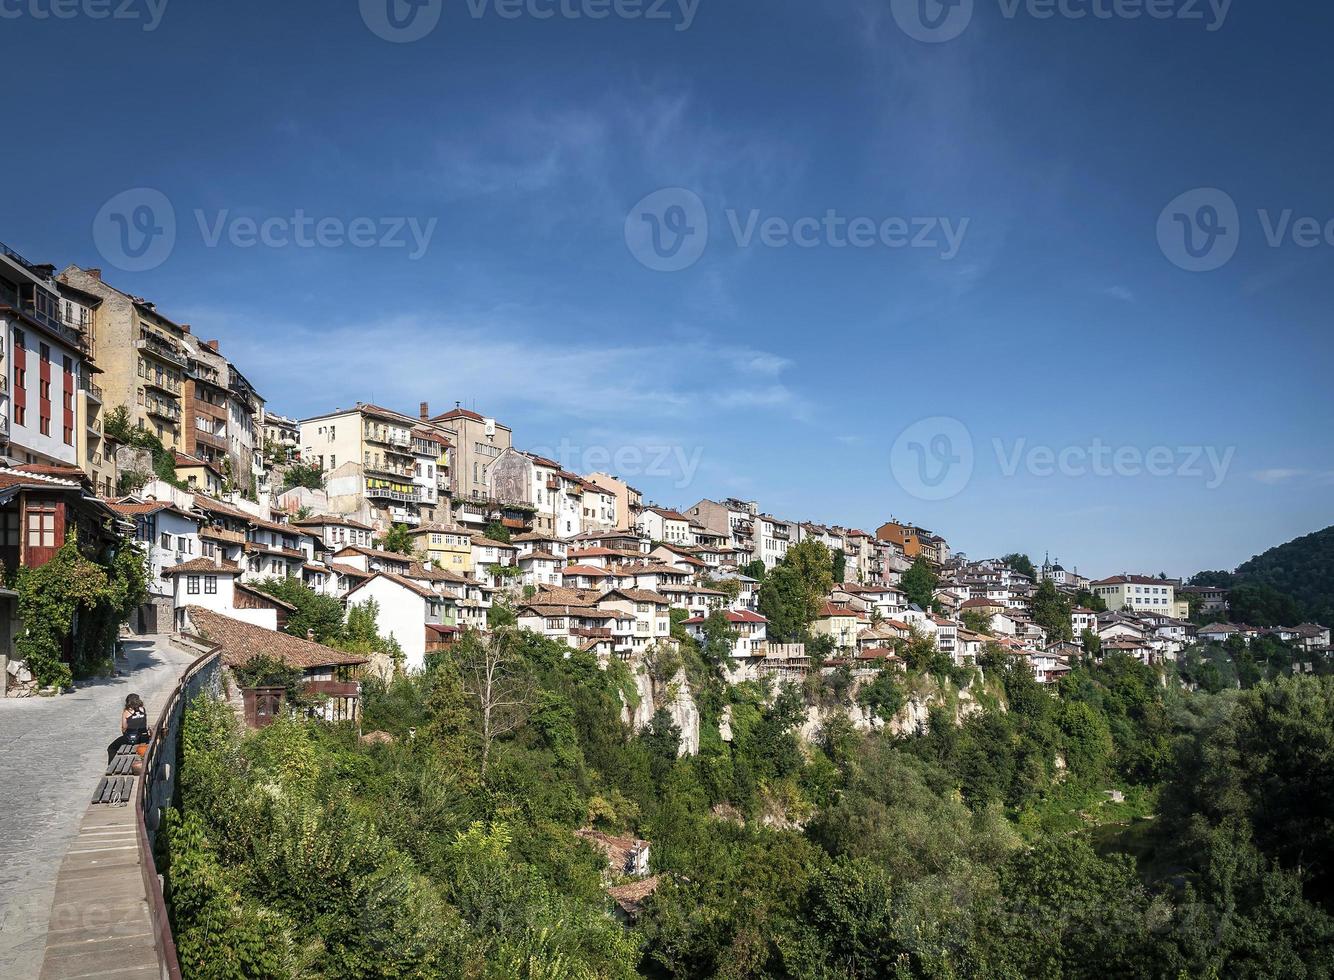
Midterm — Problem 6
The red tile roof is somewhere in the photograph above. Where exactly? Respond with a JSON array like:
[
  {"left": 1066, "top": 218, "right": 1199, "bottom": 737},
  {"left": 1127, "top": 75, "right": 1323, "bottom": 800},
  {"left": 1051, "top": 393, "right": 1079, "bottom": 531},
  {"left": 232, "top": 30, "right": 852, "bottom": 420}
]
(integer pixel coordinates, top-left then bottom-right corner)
[{"left": 185, "top": 607, "right": 368, "bottom": 670}]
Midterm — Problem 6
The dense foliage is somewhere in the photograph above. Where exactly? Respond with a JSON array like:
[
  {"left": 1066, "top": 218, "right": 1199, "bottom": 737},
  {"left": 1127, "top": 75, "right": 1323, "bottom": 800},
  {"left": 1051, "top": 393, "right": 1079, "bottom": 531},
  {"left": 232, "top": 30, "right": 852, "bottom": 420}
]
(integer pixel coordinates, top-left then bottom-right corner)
[
  {"left": 166, "top": 623, "right": 1334, "bottom": 978},
  {"left": 105, "top": 404, "right": 187, "bottom": 493},
  {"left": 13, "top": 533, "right": 147, "bottom": 688},
  {"left": 1193, "top": 524, "right": 1334, "bottom": 626}
]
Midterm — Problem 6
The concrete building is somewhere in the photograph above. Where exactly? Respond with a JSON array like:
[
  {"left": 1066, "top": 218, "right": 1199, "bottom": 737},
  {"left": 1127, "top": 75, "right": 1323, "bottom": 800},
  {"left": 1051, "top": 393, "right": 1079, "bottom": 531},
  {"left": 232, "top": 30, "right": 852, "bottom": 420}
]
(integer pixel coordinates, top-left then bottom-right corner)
[
  {"left": 300, "top": 402, "right": 452, "bottom": 529},
  {"left": 1, "top": 247, "right": 105, "bottom": 489},
  {"left": 585, "top": 471, "right": 643, "bottom": 531},
  {"left": 262, "top": 410, "right": 301, "bottom": 462},
  {"left": 686, "top": 498, "right": 758, "bottom": 564},
  {"left": 428, "top": 405, "right": 511, "bottom": 503},
  {"left": 637, "top": 506, "right": 692, "bottom": 546},
  {"left": 59, "top": 266, "right": 190, "bottom": 452},
  {"left": 1091, "top": 575, "right": 1190, "bottom": 619}
]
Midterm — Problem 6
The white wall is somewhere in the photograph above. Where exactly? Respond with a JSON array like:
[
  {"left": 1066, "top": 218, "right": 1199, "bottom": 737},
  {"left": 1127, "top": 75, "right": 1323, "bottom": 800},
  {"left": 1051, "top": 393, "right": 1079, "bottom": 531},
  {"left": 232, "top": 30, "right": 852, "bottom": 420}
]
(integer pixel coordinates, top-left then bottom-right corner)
[{"left": 349, "top": 577, "right": 427, "bottom": 672}]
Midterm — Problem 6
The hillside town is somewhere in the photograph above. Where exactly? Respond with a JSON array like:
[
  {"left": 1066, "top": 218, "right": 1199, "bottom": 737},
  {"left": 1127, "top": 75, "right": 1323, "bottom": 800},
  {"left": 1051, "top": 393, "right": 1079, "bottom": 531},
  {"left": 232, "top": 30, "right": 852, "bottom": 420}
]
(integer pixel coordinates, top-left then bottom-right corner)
[{"left": 3, "top": 241, "right": 1329, "bottom": 700}]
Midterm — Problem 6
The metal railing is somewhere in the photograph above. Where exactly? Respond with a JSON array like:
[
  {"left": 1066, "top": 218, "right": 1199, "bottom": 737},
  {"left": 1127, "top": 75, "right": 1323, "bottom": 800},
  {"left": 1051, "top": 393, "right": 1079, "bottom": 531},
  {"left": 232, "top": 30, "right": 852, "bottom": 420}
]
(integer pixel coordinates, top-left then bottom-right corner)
[{"left": 138, "top": 641, "right": 224, "bottom": 980}]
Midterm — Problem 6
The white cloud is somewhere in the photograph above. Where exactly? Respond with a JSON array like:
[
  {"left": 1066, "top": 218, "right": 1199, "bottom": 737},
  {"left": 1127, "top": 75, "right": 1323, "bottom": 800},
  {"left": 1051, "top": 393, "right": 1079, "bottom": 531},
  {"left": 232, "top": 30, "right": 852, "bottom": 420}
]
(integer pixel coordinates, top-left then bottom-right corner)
[{"left": 1252, "top": 468, "right": 1308, "bottom": 485}]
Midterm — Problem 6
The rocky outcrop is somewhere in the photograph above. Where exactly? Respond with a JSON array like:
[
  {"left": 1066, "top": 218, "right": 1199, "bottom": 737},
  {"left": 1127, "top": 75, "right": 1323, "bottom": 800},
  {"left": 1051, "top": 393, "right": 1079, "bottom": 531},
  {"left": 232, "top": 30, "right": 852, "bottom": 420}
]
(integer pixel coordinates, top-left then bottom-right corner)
[
  {"left": 621, "top": 659, "right": 701, "bottom": 756},
  {"left": 799, "top": 674, "right": 999, "bottom": 742}
]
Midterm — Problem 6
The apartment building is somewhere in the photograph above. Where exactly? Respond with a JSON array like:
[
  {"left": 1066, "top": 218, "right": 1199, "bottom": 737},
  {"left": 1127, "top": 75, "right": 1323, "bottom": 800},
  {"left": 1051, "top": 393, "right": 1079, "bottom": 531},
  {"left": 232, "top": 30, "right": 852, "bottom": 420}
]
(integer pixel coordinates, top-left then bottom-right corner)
[
  {"left": 428, "top": 405, "right": 511, "bottom": 502},
  {"left": 687, "top": 497, "right": 758, "bottom": 563},
  {"left": 876, "top": 520, "right": 921, "bottom": 559},
  {"left": 407, "top": 522, "right": 474, "bottom": 574},
  {"left": 60, "top": 266, "right": 190, "bottom": 452},
  {"left": 1091, "top": 575, "right": 1190, "bottom": 619},
  {"left": 300, "top": 402, "right": 450, "bottom": 529},
  {"left": 585, "top": 471, "right": 643, "bottom": 531},
  {"left": 757, "top": 514, "right": 796, "bottom": 570},
  {"left": 1, "top": 246, "right": 106, "bottom": 489},
  {"left": 262, "top": 411, "right": 301, "bottom": 463},
  {"left": 638, "top": 506, "right": 692, "bottom": 546}
]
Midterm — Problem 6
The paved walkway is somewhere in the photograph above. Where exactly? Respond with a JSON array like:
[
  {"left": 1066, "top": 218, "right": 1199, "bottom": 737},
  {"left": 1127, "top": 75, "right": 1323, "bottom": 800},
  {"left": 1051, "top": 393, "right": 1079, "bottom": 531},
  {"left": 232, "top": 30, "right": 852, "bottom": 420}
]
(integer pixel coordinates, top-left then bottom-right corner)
[{"left": 0, "top": 637, "right": 195, "bottom": 980}]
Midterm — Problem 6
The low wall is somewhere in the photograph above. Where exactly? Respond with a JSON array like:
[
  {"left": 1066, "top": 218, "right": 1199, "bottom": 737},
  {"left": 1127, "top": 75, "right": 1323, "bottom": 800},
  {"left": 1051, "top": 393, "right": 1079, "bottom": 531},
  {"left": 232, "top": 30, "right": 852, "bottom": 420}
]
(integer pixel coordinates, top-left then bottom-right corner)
[{"left": 136, "top": 640, "right": 223, "bottom": 979}]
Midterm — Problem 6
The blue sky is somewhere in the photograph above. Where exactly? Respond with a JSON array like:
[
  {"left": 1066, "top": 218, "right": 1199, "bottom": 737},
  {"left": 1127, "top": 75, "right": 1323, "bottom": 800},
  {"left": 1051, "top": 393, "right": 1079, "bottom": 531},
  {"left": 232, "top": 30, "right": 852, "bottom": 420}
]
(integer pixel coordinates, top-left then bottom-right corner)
[{"left": 4, "top": 0, "right": 1332, "bottom": 577}]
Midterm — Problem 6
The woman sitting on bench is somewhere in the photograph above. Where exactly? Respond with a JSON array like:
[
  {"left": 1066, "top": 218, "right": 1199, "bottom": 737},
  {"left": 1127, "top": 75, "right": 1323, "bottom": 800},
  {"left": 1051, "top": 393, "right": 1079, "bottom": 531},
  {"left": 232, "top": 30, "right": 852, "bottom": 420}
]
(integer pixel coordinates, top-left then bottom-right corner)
[{"left": 106, "top": 693, "right": 149, "bottom": 765}]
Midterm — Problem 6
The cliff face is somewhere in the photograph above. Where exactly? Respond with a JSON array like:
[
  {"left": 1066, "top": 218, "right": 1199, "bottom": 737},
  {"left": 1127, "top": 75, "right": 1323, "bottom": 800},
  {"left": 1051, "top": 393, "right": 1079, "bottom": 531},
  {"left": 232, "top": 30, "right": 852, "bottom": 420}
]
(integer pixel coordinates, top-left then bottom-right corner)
[
  {"left": 621, "top": 660, "right": 701, "bottom": 756},
  {"left": 795, "top": 674, "right": 998, "bottom": 743}
]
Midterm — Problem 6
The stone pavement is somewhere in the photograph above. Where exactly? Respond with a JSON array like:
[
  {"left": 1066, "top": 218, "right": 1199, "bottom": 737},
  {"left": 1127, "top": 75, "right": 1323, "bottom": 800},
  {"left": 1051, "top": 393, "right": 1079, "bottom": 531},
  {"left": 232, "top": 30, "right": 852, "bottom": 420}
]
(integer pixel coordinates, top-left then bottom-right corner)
[{"left": 0, "top": 637, "right": 195, "bottom": 980}]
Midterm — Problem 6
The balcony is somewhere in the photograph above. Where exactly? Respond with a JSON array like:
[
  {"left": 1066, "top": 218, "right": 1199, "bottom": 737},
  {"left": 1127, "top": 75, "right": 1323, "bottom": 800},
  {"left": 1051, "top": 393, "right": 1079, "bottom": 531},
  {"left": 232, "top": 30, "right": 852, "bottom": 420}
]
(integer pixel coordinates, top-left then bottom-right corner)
[
  {"left": 80, "top": 376, "right": 102, "bottom": 402},
  {"left": 146, "top": 401, "right": 182, "bottom": 422},
  {"left": 194, "top": 429, "right": 228, "bottom": 451},
  {"left": 137, "top": 331, "right": 188, "bottom": 367},
  {"left": 365, "top": 427, "right": 412, "bottom": 449},
  {"left": 142, "top": 373, "right": 181, "bottom": 395},
  {"left": 190, "top": 395, "right": 228, "bottom": 420},
  {"left": 365, "top": 486, "right": 421, "bottom": 504},
  {"left": 364, "top": 460, "right": 414, "bottom": 479}
]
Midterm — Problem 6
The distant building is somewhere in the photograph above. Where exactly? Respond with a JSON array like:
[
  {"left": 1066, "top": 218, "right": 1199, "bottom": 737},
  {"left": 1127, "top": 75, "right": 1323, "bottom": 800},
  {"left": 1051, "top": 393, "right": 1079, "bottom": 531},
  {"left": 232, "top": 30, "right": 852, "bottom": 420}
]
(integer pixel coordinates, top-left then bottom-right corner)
[{"left": 1091, "top": 574, "right": 1189, "bottom": 619}]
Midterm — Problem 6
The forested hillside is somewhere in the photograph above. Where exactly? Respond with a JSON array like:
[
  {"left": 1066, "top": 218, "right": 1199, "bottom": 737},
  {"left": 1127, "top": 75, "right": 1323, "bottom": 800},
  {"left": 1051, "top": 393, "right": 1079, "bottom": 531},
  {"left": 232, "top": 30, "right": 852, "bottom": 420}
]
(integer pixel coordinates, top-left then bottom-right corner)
[
  {"left": 1194, "top": 524, "right": 1334, "bottom": 626},
  {"left": 162, "top": 629, "right": 1334, "bottom": 979}
]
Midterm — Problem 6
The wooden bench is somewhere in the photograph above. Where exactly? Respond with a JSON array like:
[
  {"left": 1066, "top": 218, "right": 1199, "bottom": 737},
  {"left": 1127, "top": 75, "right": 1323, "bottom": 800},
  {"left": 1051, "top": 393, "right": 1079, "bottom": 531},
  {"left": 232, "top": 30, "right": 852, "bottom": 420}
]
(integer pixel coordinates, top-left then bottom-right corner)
[{"left": 91, "top": 741, "right": 148, "bottom": 807}]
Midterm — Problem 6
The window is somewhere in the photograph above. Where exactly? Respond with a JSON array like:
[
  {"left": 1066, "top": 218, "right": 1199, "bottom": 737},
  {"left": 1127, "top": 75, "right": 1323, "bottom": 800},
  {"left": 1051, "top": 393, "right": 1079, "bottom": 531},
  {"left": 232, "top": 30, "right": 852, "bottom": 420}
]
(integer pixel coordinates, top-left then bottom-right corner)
[
  {"left": 14, "top": 405, "right": 25, "bottom": 427},
  {"left": 177, "top": 536, "right": 188, "bottom": 552},
  {"left": 63, "top": 355, "right": 72, "bottom": 373},
  {"left": 202, "top": 540, "right": 216, "bottom": 558},
  {"left": 39, "top": 343, "right": 50, "bottom": 363},
  {"left": 27, "top": 506, "right": 57, "bottom": 548},
  {"left": 3, "top": 512, "right": 19, "bottom": 547},
  {"left": 160, "top": 532, "right": 171, "bottom": 549},
  {"left": 63, "top": 425, "right": 72, "bottom": 446},
  {"left": 39, "top": 417, "right": 50, "bottom": 436},
  {"left": 204, "top": 575, "right": 218, "bottom": 595},
  {"left": 187, "top": 575, "right": 201, "bottom": 595},
  {"left": 13, "top": 329, "right": 24, "bottom": 349},
  {"left": 14, "top": 367, "right": 25, "bottom": 390}
]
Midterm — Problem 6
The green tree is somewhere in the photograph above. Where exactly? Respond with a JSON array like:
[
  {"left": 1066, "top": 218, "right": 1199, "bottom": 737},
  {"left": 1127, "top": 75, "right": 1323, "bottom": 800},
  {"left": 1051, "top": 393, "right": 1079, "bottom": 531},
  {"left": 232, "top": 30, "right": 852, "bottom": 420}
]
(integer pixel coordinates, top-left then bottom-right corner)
[
  {"left": 250, "top": 578, "right": 346, "bottom": 644},
  {"left": 1002, "top": 552, "right": 1037, "bottom": 580},
  {"left": 739, "top": 558, "right": 767, "bottom": 583},
  {"left": 378, "top": 523, "right": 415, "bottom": 555},
  {"left": 758, "top": 540, "right": 834, "bottom": 643},
  {"left": 280, "top": 461, "right": 325, "bottom": 492},
  {"left": 831, "top": 548, "right": 847, "bottom": 583},
  {"left": 901, "top": 556, "right": 937, "bottom": 610},
  {"left": 482, "top": 520, "right": 512, "bottom": 543},
  {"left": 1032, "top": 578, "right": 1074, "bottom": 642}
]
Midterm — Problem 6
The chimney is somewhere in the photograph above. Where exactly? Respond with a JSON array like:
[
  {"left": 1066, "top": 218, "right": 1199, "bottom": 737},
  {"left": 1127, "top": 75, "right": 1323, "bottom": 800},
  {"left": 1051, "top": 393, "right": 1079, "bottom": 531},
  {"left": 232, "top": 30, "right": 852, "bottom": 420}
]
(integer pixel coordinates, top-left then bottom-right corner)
[
  {"left": 307, "top": 629, "right": 315, "bottom": 642},
  {"left": 204, "top": 339, "right": 219, "bottom": 352},
  {"left": 214, "top": 551, "right": 222, "bottom": 569},
  {"left": 420, "top": 401, "right": 429, "bottom": 421},
  {"left": 180, "top": 323, "right": 191, "bottom": 334}
]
